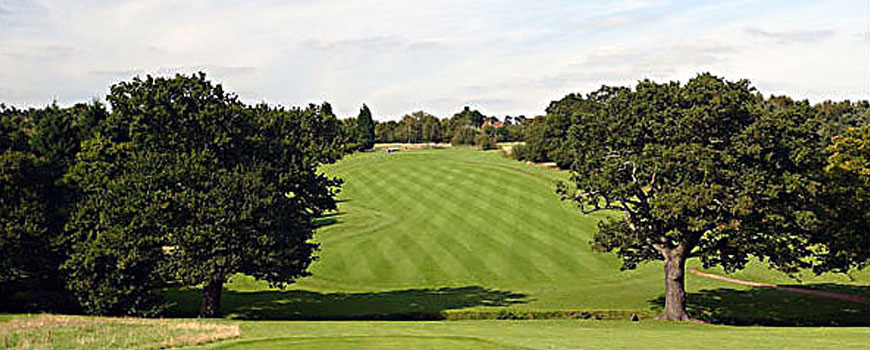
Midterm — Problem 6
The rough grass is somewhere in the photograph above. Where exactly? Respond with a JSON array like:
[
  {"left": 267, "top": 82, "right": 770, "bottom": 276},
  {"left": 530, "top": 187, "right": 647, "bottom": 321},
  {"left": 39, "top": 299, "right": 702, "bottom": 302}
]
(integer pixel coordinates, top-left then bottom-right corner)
[
  {"left": 200, "top": 320, "right": 870, "bottom": 350},
  {"left": 164, "top": 148, "right": 869, "bottom": 323},
  {"left": 0, "top": 315, "right": 239, "bottom": 350}
]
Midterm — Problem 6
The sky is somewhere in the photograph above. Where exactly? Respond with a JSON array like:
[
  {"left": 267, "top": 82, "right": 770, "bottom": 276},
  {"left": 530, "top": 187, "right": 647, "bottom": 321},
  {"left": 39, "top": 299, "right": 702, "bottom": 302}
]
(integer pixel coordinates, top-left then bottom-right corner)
[{"left": 1, "top": 0, "right": 868, "bottom": 120}]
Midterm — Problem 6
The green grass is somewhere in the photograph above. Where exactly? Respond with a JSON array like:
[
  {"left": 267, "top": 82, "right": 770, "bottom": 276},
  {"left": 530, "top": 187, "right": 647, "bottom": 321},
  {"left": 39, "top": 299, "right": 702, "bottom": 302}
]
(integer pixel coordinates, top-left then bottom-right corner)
[
  {"left": 195, "top": 320, "right": 869, "bottom": 350},
  {"left": 0, "top": 314, "right": 239, "bottom": 349},
  {"left": 6, "top": 148, "right": 870, "bottom": 349},
  {"left": 165, "top": 148, "right": 869, "bottom": 324}
]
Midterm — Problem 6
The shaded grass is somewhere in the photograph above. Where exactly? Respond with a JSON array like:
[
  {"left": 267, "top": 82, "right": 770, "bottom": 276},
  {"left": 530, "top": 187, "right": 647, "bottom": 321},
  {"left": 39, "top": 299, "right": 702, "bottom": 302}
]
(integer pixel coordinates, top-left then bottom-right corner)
[
  {"left": 650, "top": 284, "right": 870, "bottom": 326},
  {"left": 0, "top": 315, "right": 239, "bottom": 350},
  {"left": 164, "top": 286, "right": 528, "bottom": 320}
]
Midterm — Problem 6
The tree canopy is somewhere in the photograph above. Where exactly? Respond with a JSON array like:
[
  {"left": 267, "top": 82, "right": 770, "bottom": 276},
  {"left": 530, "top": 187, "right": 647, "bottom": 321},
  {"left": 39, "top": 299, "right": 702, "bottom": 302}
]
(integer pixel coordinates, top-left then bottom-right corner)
[
  {"left": 0, "top": 102, "right": 108, "bottom": 312},
  {"left": 815, "top": 124, "right": 870, "bottom": 272},
  {"left": 62, "top": 73, "right": 344, "bottom": 316},
  {"left": 558, "top": 74, "right": 828, "bottom": 320}
]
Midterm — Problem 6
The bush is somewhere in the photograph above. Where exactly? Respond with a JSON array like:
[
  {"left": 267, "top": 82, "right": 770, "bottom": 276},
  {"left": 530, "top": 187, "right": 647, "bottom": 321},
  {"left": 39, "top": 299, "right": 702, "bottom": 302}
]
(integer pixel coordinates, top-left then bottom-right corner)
[
  {"left": 475, "top": 133, "right": 497, "bottom": 150},
  {"left": 511, "top": 143, "right": 529, "bottom": 161}
]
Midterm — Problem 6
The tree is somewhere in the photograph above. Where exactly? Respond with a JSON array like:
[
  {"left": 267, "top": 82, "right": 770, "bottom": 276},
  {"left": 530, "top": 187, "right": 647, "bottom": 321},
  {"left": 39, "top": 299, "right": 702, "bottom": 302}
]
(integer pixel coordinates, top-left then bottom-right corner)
[
  {"left": 421, "top": 113, "right": 442, "bottom": 142},
  {"left": 375, "top": 120, "right": 398, "bottom": 143},
  {"left": 543, "top": 94, "right": 601, "bottom": 168},
  {"left": 519, "top": 94, "right": 601, "bottom": 168},
  {"left": 559, "top": 74, "right": 824, "bottom": 320},
  {"left": 816, "top": 124, "right": 870, "bottom": 272},
  {"left": 451, "top": 126, "right": 479, "bottom": 146},
  {"left": 64, "top": 73, "right": 344, "bottom": 316},
  {"left": 0, "top": 105, "right": 54, "bottom": 285},
  {"left": 30, "top": 101, "right": 109, "bottom": 172},
  {"left": 0, "top": 102, "right": 107, "bottom": 312},
  {"left": 515, "top": 118, "right": 549, "bottom": 162},
  {"left": 356, "top": 104, "right": 376, "bottom": 149},
  {"left": 452, "top": 106, "right": 485, "bottom": 128}
]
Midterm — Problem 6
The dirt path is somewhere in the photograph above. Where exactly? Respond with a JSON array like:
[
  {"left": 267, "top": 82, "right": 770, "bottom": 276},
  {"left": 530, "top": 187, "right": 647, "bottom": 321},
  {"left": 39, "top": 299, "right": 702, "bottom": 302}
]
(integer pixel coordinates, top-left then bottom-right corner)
[{"left": 689, "top": 269, "right": 870, "bottom": 304}]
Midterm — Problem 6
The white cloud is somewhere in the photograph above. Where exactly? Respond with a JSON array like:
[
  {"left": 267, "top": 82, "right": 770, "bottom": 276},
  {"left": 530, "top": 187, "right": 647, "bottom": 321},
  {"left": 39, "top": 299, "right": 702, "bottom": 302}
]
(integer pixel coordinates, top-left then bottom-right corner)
[
  {"left": 0, "top": 0, "right": 867, "bottom": 118},
  {"left": 744, "top": 27, "right": 835, "bottom": 43}
]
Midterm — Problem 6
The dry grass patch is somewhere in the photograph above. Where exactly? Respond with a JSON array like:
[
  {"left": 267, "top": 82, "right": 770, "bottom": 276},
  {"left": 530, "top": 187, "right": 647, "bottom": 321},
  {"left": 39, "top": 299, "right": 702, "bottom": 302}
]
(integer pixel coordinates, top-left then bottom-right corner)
[{"left": 0, "top": 315, "right": 239, "bottom": 350}]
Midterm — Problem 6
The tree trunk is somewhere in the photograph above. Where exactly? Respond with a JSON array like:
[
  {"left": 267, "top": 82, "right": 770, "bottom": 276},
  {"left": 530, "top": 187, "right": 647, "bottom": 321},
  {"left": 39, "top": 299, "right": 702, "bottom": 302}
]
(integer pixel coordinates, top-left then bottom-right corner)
[
  {"left": 657, "top": 250, "right": 690, "bottom": 321},
  {"left": 199, "top": 279, "right": 224, "bottom": 318}
]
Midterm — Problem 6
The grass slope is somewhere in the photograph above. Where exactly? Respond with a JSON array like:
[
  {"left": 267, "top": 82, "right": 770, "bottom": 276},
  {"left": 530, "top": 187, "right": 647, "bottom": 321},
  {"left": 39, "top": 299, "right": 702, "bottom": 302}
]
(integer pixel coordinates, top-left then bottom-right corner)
[
  {"left": 167, "top": 148, "right": 868, "bottom": 323},
  {"left": 198, "top": 320, "right": 870, "bottom": 350}
]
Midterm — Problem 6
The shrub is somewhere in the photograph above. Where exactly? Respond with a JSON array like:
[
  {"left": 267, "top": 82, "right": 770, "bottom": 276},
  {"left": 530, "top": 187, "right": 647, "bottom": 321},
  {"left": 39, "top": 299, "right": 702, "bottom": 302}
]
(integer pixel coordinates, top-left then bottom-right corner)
[
  {"left": 475, "top": 133, "right": 497, "bottom": 150},
  {"left": 511, "top": 143, "right": 529, "bottom": 161}
]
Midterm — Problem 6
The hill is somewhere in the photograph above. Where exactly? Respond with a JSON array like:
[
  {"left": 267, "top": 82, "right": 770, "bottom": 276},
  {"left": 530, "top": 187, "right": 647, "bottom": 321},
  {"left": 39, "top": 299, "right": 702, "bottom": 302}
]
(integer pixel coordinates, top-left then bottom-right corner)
[{"left": 167, "top": 148, "right": 869, "bottom": 324}]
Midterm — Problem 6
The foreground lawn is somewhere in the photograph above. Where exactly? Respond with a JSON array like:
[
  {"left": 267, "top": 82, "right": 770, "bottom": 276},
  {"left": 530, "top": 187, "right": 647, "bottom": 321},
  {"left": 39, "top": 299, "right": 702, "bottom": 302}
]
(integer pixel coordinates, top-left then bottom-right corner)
[
  {"left": 5, "top": 317, "right": 867, "bottom": 350},
  {"left": 165, "top": 148, "right": 869, "bottom": 324},
  {"left": 199, "top": 320, "right": 869, "bottom": 350}
]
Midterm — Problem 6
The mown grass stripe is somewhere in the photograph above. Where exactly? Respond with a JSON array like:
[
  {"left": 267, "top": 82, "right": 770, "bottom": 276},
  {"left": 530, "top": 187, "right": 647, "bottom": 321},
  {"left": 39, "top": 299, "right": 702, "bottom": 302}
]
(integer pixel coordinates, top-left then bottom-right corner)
[
  {"left": 372, "top": 164, "right": 453, "bottom": 284},
  {"left": 441, "top": 165, "right": 592, "bottom": 279},
  {"left": 413, "top": 163, "right": 554, "bottom": 282}
]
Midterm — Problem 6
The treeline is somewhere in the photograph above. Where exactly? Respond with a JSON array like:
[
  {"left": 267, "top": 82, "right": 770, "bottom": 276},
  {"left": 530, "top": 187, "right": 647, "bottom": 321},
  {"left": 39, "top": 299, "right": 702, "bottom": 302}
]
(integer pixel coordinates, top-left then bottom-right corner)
[
  {"left": 1, "top": 73, "right": 347, "bottom": 317},
  {"left": 341, "top": 106, "right": 529, "bottom": 150},
  {"left": 524, "top": 73, "right": 870, "bottom": 320}
]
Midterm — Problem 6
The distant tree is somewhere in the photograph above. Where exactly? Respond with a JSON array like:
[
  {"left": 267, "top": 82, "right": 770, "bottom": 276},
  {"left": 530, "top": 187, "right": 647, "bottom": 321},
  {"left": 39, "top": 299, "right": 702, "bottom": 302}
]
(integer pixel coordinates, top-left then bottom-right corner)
[
  {"left": 514, "top": 115, "right": 529, "bottom": 125},
  {"left": 356, "top": 104, "right": 376, "bottom": 149},
  {"left": 421, "top": 113, "right": 442, "bottom": 142},
  {"left": 451, "top": 126, "right": 479, "bottom": 146},
  {"left": 440, "top": 118, "right": 455, "bottom": 141},
  {"left": 560, "top": 74, "right": 825, "bottom": 320},
  {"left": 522, "top": 93, "right": 602, "bottom": 169},
  {"left": 452, "top": 106, "right": 485, "bottom": 128},
  {"left": 397, "top": 114, "right": 419, "bottom": 143},
  {"left": 505, "top": 123, "right": 525, "bottom": 142},
  {"left": 63, "top": 73, "right": 344, "bottom": 317},
  {"left": 375, "top": 120, "right": 398, "bottom": 143},
  {"left": 504, "top": 116, "right": 514, "bottom": 126},
  {"left": 814, "top": 100, "right": 870, "bottom": 140},
  {"left": 516, "top": 118, "right": 549, "bottom": 162},
  {"left": 396, "top": 111, "right": 436, "bottom": 143}
]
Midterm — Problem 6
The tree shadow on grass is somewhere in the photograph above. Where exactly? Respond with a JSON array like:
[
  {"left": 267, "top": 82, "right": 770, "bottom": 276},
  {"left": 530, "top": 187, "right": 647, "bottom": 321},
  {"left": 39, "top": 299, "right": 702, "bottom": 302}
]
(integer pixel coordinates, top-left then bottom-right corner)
[
  {"left": 649, "top": 284, "right": 870, "bottom": 326},
  {"left": 165, "top": 286, "right": 529, "bottom": 320},
  {"left": 313, "top": 211, "right": 343, "bottom": 228}
]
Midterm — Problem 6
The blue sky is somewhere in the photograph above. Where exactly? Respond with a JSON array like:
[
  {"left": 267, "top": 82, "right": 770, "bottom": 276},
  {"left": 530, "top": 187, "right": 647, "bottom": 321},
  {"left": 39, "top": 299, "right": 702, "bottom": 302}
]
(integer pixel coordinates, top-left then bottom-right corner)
[{"left": 1, "top": 0, "right": 868, "bottom": 120}]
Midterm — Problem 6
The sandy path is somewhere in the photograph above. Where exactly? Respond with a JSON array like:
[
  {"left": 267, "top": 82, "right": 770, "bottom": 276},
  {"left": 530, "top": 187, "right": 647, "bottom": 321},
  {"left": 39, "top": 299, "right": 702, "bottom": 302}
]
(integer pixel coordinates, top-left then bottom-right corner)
[{"left": 689, "top": 269, "right": 870, "bottom": 304}]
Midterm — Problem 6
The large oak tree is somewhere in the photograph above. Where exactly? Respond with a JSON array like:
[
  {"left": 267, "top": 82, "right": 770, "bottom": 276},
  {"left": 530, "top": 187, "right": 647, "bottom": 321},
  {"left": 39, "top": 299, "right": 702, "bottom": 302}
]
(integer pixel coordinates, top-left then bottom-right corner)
[
  {"left": 559, "top": 74, "right": 825, "bottom": 320},
  {"left": 64, "top": 73, "right": 344, "bottom": 316}
]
